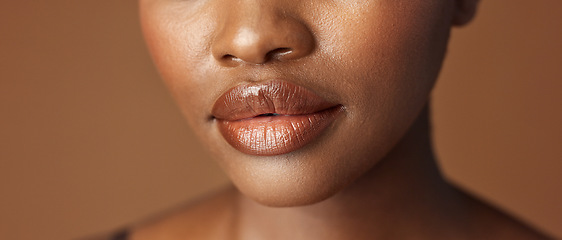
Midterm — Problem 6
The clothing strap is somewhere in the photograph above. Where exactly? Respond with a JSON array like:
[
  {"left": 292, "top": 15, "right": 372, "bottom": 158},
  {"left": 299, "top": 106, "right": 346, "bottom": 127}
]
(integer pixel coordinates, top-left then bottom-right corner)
[{"left": 110, "top": 230, "right": 129, "bottom": 240}]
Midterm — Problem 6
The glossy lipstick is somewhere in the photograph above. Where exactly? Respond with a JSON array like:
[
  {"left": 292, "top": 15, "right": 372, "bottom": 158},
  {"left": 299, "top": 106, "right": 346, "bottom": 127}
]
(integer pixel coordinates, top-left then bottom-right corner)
[{"left": 212, "top": 81, "right": 341, "bottom": 156}]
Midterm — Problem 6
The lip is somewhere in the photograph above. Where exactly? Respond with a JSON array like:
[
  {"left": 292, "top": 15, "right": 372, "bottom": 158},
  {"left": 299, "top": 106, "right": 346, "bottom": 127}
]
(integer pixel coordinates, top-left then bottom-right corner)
[{"left": 212, "top": 80, "right": 342, "bottom": 156}]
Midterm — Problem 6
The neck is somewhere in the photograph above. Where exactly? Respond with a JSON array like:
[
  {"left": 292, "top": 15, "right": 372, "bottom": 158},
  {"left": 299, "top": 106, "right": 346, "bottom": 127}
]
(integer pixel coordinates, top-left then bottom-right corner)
[{"left": 233, "top": 105, "right": 469, "bottom": 240}]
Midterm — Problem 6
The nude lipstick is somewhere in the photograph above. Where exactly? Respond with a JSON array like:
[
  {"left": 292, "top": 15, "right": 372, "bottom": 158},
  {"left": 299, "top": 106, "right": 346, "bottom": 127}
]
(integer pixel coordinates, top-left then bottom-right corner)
[{"left": 212, "top": 81, "right": 342, "bottom": 156}]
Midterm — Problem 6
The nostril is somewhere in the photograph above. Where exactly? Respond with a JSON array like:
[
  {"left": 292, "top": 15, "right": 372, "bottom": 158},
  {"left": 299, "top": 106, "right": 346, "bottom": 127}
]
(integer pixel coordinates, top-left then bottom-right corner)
[
  {"left": 222, "top": 54, "right": 239, "bottom": 61},
  {"left": 266, "top": 47, "right": 293, "bottom": 61},
  {"left": 217, "top": 47, "right": 297, "bottom": 65}
]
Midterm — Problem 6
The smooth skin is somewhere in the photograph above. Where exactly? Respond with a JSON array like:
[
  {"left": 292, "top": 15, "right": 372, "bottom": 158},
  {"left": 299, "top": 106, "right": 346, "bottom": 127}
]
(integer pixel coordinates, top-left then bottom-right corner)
[{"left": 101, "top": 0, "right": 552, "bottom": 239}]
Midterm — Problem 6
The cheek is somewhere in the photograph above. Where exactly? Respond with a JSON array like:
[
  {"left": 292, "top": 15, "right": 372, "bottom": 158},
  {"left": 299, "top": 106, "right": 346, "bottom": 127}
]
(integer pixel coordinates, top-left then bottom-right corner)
[
  {"left": 303, "top": 1, "right": 452, "bottom": 163},
  {"left": 320, "top": 1, "right": 451, "bottom": 112},
  {"left": 140, "top": 3, "right": 220, "bottom": 127}
]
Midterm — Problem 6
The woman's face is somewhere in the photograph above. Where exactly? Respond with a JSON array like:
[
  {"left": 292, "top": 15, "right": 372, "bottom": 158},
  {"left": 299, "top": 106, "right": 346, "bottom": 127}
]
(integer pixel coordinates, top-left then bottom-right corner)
[{"left": 140, "top": 0, "right": 466, "bottom": 206}]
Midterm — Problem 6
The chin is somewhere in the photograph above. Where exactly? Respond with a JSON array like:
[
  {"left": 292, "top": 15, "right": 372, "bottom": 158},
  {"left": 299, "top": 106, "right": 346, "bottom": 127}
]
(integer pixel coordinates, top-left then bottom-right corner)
[{"left": 216, "top": 144, "right": 379, "bottom": 208}]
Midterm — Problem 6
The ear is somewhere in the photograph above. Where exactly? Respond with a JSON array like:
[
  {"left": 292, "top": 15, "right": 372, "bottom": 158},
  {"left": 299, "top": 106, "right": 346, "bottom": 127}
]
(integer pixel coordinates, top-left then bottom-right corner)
[{"left": 452, "top": 0, "right": 480, "bottom": 26}]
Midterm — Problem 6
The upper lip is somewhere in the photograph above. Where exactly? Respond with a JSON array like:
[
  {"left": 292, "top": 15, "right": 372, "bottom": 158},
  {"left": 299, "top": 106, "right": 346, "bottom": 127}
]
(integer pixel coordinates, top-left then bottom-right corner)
[{"left": 212, "top": 80, "right": 339, "bottom": 121}]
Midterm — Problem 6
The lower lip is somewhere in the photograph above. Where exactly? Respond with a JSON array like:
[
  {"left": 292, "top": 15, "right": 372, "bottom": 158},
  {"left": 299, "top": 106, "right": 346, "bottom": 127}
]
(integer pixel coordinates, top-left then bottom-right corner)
[{"left": 216, "top": 107, "right": 342, "bottom": 156}]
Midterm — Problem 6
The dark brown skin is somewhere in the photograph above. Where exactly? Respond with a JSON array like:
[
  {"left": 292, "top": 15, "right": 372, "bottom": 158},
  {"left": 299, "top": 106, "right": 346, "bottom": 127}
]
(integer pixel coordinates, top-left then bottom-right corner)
[{"left": 121, "top": 0, "right": 551, "bottom": 239}]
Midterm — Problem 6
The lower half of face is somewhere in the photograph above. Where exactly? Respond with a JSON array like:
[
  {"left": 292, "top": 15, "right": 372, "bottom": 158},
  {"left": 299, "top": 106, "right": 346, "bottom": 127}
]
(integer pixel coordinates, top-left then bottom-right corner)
[{"left": 140, "top": 0, "right": 455, "bottom": 207}]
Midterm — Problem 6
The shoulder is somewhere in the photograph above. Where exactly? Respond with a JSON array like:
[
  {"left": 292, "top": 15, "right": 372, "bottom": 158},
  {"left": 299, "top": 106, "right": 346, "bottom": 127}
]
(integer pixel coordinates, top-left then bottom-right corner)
[
  {"left": 128, "top": 186, "right": 238, "bottom": 240},
  {"left": 461, "top": 191, "right": 553, "bottom": 240}
]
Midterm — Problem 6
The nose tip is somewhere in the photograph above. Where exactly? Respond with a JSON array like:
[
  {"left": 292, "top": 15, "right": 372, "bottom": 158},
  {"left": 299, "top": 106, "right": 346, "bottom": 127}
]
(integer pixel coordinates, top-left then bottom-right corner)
[{"left": 212, "top": 8, "right": 315, "bottom": 66}]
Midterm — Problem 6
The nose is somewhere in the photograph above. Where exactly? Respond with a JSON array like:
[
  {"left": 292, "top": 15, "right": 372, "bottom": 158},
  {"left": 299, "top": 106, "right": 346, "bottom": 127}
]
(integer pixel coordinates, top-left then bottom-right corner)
[{"left": 212, "top": 2, "right": 315, "bottom": 66}]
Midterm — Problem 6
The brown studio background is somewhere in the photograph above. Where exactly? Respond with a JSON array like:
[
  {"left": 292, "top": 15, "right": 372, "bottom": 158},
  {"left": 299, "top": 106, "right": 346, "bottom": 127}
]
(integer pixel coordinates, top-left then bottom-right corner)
[{"left": 1, "top": 1, "right": 560, "bottom": 239}]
